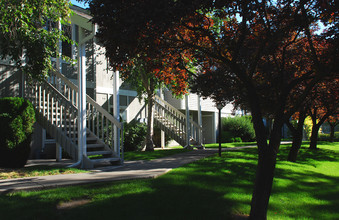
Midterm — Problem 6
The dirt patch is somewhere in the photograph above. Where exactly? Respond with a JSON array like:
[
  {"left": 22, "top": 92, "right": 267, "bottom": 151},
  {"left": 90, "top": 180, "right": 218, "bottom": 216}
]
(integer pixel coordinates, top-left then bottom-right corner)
[
  {"left": 232, "top": 213, "right": 249, "bottom": 220},
  {"left": 57, "top": 199, "right": 91, "bottom": 210}
]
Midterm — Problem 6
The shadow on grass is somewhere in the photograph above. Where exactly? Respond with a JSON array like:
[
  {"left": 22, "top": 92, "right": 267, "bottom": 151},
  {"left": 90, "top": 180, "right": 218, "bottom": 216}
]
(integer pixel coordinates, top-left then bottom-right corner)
[
  {"left": 277, "top": 143, "right": 338, "bottom": 164},
  {"left": 0, "top": 144, "right": 338, "bottom": 219}
]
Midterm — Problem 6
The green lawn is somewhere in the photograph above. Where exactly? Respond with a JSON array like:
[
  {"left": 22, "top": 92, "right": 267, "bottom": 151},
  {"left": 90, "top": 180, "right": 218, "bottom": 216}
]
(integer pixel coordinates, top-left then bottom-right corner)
[
  {"left": 204, "top": 141, "right": 257, "bottom": 148},
  {"left": 124, "top": 148, "right": 192, "bottom": 161},
  {"left": 0, "top": 166, "right": 87, "bottom": 179},
  {"left": 0, "top": 142, "right": 338, "bottom": 219}
]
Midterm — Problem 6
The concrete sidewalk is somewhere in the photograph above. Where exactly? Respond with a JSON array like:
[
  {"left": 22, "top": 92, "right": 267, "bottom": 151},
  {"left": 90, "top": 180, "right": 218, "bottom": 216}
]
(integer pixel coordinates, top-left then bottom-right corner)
[{"left": 0, "top": 146, "right": 256, "bottom": 194}]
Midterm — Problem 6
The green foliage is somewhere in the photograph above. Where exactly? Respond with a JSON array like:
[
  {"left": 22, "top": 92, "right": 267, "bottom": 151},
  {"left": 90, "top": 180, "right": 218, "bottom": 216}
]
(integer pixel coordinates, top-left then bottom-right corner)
[
  {"left": 318, "top": 132, "right": 339, "bottom": 141},
  {"left": 221, "top": 116, "right": 255, "bottom": 142},
  {"left": 219, "top": 131, "right": 243, "bottom": 143},
  {"left": 0, "top": 0, "right": 72, "bottom": 79},
  {"left": 304, "top": 116, "right": 313, "bottom": 140},
  {"left": 0, "top": 97, "right": 35, "bottom": 168},
  {"left": 123, "top": 120, "right": 147, "bottom": 152}
]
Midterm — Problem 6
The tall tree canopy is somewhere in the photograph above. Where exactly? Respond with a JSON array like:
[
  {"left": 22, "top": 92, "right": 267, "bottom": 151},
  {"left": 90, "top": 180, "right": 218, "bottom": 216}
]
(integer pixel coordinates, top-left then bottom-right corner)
[
  {"left": 83, "top": 0, "right": 338, "bottom": 219},
  {"left": 0, "top": 0, "right": 72, "bottom": 78}
]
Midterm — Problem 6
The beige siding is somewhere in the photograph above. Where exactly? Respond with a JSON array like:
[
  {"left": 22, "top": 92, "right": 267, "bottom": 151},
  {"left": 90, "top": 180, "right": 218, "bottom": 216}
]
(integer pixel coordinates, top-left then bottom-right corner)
[
  {"left": 0, "top": 62, "right": 23, "bottom": 98},
  {"left": 164, "top": 90, "right": 234, "bottom": 115}
]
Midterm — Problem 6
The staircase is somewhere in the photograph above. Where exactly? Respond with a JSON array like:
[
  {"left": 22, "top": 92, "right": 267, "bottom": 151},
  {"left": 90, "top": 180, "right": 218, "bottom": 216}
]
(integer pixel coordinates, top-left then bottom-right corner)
[
  {"left": 153, "top": 95, "right": 203, "bottom": 148},
  {"left": 25, "top": 70, "right": 122, "bottom": 168}
]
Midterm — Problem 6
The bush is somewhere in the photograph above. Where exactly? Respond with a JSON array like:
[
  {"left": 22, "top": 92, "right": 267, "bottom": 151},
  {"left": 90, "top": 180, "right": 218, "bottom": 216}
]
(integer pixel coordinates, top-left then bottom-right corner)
[
  {"left": 221, "top": 116, "right": 255, "bottom": 142},
  {"left": 123, "top": 120, "right": 147, "bottom": 151},
  {"left": 318, "top": 132, "right": 339, "bottom": 142},
  {"left": 219, "top": 131, "right": 243, "bottom": 143},
  {"left": 0, "top": 97, "right": 35, "bottom": 168}
]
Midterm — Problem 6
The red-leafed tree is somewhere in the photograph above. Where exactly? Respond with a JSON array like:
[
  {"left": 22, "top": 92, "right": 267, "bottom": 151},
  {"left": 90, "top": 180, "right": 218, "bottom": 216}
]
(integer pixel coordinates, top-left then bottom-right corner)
[
  {"left": 284, "top": 36, "right": 336, "bottom": 161},
  {"left": 326, "top": 115, "right": 339, "bottom": 142},
  {"left": 307, "top": 79, "right": 339, "bottom": 149},
  {"left": 82, "top": 0, "right": 337, "bottom": 218},
  {"left": 117, "top": 55, "right": 189, "bottom": 151}
]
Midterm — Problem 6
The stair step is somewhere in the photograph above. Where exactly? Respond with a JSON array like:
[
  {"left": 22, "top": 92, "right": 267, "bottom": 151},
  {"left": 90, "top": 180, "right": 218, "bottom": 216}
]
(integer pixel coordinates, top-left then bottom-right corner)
[
  {"left": 87, "top": 150, "right": 112, "bottom": 156},
  {"left": 87, "top": 143, "right": 105, "bottom": 149},
  {"left": 72, "top": 137, "right": 98, "bottom": 143}
]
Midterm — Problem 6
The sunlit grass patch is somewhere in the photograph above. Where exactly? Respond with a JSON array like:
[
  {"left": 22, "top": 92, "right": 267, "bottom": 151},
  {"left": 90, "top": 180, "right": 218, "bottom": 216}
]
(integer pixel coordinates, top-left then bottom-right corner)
[
  {"left": 0, "top": 166, "right": 87, "bottom": 179},
  {"left": 0, "top": 142, "right": 338, "bottom": 219}
]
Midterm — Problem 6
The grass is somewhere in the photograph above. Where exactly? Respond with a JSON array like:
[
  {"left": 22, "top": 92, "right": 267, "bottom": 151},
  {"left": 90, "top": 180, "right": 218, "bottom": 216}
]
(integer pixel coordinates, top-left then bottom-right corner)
[
  {"left": 123, "top": 148, "right": 192, "bottom": 161},
  {"left": 204, "top": 141, "right": 257, "bottom": 148},
  {"left": 0, "top": 166, "right": 88, "bottom": 179},
  {"left": 0, "top": 142, "right": 338, "bottom": 219}
]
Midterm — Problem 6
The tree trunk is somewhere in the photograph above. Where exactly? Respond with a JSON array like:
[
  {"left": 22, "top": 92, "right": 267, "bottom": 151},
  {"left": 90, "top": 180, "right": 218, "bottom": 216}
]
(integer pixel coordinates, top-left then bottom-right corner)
[
  {"left": 287, "top": 112, "right": 306, "bottom": 162},
  {"left": 145, "top": 95, "right": 154, "bottom": 151},
  {"left": 249, "top": 147, "right": 277, "bottom": 220},
  {"left": 249, "top": 120, "right": 282, "bottom": 220},
  {"left": 248, "top": 98, "right": 284, "bottom": 219},
  {"left": 309, "top": 124, "right": 320, "bottom": 149},
  {"left": 329, "top": 123, "right": 335, "bottom": 142},
  {"left": 288, "top": 132, "right": 303, "bottom": 162}
]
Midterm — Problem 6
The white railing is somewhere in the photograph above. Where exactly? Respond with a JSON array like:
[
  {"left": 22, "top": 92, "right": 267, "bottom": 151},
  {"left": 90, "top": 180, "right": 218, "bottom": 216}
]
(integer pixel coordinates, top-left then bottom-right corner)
[
  {"left": 25, "top": 78, "right": 78, "bottom": 159},
  {"left": 48, "top": 70, "right": 121, "bottom": 152},
  {"left": 153, "top": 95, "right": 203, "bottom": 147}
]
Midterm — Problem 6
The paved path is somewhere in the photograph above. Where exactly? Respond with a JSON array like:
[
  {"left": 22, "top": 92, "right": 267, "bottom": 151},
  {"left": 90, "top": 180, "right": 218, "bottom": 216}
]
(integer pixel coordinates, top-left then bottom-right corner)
[{"left": 0, "top": 146, "right": 256, "bottom": 194}]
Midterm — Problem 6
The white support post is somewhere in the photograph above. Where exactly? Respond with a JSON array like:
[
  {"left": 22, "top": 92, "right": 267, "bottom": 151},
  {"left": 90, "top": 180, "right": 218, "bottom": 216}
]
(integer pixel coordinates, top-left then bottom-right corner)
[
  {"left": 56, "top": 143, "right": 62, "bottom": 162},
  {"left": 159, "top": 88, "right": 165, "bottom": 149},
  {"left": 113, "top": 71, "right": 120, "bottom": 157},
  {"left": 185, "top": 94, "right": 190, "bottom": 148},
  {"left": 197, "top": 95, "right": 203, "bottom": 146},
  {"left": 56, "top": 21, "right": 62, "bottom": 89},
  {"left": 78, "top": 42, "right": 87, "bottom": 166}
]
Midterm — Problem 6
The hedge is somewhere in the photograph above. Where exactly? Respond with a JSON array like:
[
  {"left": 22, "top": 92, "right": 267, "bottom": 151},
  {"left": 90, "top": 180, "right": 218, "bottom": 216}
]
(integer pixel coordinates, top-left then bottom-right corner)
[
  {"left": 221, "top": 116, "right": 256, "bottom": 142},
  {"left": 0, "top": 97, "right": 35, "bottom": 168}
]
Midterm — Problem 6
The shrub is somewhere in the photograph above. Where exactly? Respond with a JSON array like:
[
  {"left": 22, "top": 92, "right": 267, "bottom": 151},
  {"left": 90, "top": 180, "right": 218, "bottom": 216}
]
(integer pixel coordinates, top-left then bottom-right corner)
[
  {"left": 318, "top": 132, "right": 339, "bottom": 142},
  {"left": 219, "top": 131, "right": 243, "bottom": 143},
  {"left": 0, "top": 97, "right": 35, "bottom": 168},
  {"left": 221, "top": 116, "right": 255, "bottom": 142},
  {"left": 123, "top": 120, "right": 147, "bottom": 151}
]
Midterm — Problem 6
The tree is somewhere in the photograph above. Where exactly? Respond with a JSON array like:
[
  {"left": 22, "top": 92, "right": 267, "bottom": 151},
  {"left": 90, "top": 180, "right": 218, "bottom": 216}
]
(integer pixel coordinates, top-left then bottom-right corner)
[
  {"left": 307, "top": 79, "right": 339, "bottom": 149},
  {"left": 83, "top": 0, "right": 337, "bottom": 218},
  {"left": 286, "top": 110, "right": 308, "bottom": 162},
  {"left": 326, "top": 115, "right": 339, "bottom": 142},
  {"left": 118, "top": 57, "right": 163, "bottom": 151},
  {"left": 0, "top": 0, "right": 72, "bottom": 79}
]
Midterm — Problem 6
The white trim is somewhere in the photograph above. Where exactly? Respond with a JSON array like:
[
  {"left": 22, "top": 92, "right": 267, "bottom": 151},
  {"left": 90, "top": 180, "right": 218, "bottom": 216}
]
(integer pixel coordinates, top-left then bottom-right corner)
[{"left": 96, "top": 86, "right": 114, "bottom": 94}]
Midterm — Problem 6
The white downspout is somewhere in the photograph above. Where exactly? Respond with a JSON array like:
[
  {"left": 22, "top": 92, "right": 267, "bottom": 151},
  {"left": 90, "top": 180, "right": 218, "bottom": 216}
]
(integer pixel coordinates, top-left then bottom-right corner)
[
  {"left": 185, "top": 94, "right": 190, "bottom": 148},
  {"left": 113, "top": 71, "right": 120, "bottom": 159},
  {"left": 197, "top": 95, "right": 203, "bottom": 147}
]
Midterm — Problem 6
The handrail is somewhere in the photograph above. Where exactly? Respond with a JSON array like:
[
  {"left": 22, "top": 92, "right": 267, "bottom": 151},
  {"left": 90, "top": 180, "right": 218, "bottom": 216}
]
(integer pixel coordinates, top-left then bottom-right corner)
[
  {"left": 48, "top": 69, "right": 122, "bottom": 155},
  {"left": 51, "top": 69, "right": 78, "bottom": 91},
  {"left": 86, "top": 96, "right": 121, "bottom": 129},
  {"left": 25, "top": 78, "right": 78, "bottom": 159},
  {"left": 153, "top": 94, "right": 203, "bottom": 146},
  {"left": 49, "top": 69, "right": 121, "bottom": 129},
  {"left": 154, "top": 95, "right": 186, "bottom": 118}
]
